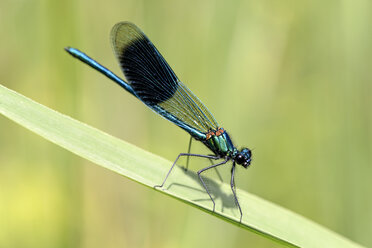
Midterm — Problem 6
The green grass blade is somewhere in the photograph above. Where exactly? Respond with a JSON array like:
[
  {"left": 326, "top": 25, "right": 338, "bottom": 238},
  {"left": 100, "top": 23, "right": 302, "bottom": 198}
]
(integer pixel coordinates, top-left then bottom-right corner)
[{"left": 0, "top": 84, "right": 363, "bottom": 248}]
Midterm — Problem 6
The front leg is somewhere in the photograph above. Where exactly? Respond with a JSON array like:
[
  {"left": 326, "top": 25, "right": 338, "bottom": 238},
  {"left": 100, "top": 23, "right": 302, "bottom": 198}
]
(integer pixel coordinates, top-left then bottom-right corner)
[
  {"left": 230, "top": 162, "right": 242, "bottom": 222},
  {"left": 197, "top": 158, "right": 229, "bottom": 212}
]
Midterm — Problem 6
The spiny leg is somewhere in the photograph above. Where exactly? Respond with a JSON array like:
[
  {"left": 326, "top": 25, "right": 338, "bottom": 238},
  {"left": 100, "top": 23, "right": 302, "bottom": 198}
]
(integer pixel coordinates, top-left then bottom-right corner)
[
  {"left": 232, "top": 166, "right": 236, "bottom": 191},
  {"left": 209, "top": 158, "right": 224, "bottom": 182},
  {"left": 197, "top": 158, "right": 229, "bottom": 212},
  {"left": 155, "top": 153, "right": 219, "bottom": 188},
  {"left": 185, "top": 137, "right": 193, "bottom": 171},
  {"left": 185, "top": 137, "right": 222, "bottom": 182},
  {"left": 230, "top": 163, "right": 242, "bottom": 222}
]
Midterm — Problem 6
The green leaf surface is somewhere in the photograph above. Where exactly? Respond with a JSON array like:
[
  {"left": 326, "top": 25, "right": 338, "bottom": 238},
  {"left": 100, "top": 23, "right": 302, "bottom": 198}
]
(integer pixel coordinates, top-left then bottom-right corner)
[{"left": 0, "top": 84, "right": 363, "bottom": 248}]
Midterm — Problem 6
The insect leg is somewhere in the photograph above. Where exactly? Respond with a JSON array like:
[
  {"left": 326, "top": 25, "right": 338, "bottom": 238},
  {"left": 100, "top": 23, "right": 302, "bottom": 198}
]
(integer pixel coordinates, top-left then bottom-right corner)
[
  {"left": 208, "top": 158, "right": 223, "bottom": 182},
  {"left": 197, "top": 158, "right": 229, "bottom": 212},
  {"left": 185, "top": 137, "right": 222, "bottom": 182},
  {"left": 230, "top": 162, "right": 243, "bottom": 222},
  {"left": 185, "top": 137, "right": 193, "bottom": 171},
  {"left": 155, "top": 153, "right": 219, "bottom": 189}
]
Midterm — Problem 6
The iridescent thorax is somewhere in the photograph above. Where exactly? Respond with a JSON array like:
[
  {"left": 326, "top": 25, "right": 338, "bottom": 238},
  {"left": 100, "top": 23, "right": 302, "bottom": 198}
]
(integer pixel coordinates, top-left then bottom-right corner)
[{"left": 204, "top": 128, "right": 235, "bottom": 157}]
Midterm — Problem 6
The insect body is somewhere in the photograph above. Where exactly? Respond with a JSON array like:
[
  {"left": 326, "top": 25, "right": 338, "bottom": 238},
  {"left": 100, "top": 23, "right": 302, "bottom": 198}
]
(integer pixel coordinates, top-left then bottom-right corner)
[{"left": 65, "top": 22, "right": 252, "bottom": 221}]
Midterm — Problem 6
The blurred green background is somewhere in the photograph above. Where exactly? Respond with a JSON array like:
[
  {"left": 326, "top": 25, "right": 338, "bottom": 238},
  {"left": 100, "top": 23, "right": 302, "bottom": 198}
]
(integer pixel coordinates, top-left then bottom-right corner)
[{"left": 1, "top": 0, "right": 371, "bottom": 247}]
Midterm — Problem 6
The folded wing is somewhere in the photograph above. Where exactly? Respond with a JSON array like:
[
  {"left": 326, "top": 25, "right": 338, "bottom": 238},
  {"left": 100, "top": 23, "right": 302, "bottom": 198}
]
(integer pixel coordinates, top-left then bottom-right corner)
[{"left": 111, "top": 22, "right": 219, "bottom": 138}]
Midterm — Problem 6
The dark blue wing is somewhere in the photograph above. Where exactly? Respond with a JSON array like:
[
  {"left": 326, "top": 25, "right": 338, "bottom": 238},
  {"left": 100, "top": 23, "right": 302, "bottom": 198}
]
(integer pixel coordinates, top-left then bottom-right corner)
[{"left": 111, "top": 22, "right": 219, "bottom": 139}]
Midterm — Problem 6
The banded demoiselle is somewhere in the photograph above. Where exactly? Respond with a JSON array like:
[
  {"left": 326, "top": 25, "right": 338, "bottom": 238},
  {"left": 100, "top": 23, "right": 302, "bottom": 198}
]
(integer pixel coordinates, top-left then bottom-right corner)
[{"left": 65, "top": 22, "right": 252, "bottom": 221}]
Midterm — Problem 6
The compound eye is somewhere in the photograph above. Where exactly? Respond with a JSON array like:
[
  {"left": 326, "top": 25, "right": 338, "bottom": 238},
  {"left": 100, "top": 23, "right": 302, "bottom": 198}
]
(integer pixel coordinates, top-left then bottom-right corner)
[
  {"left": 236, "top": 154, "right": 245, "bottom": 164},
  {"left": 242, "top": 148, "right": 251, "bottom": 157}
]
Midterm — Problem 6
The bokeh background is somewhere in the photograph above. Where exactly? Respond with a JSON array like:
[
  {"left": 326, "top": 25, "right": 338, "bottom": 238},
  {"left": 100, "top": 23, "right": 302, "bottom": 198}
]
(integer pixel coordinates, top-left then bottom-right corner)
[{"left": 1, "top": 0, "right": 371, "bottom": 247}]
